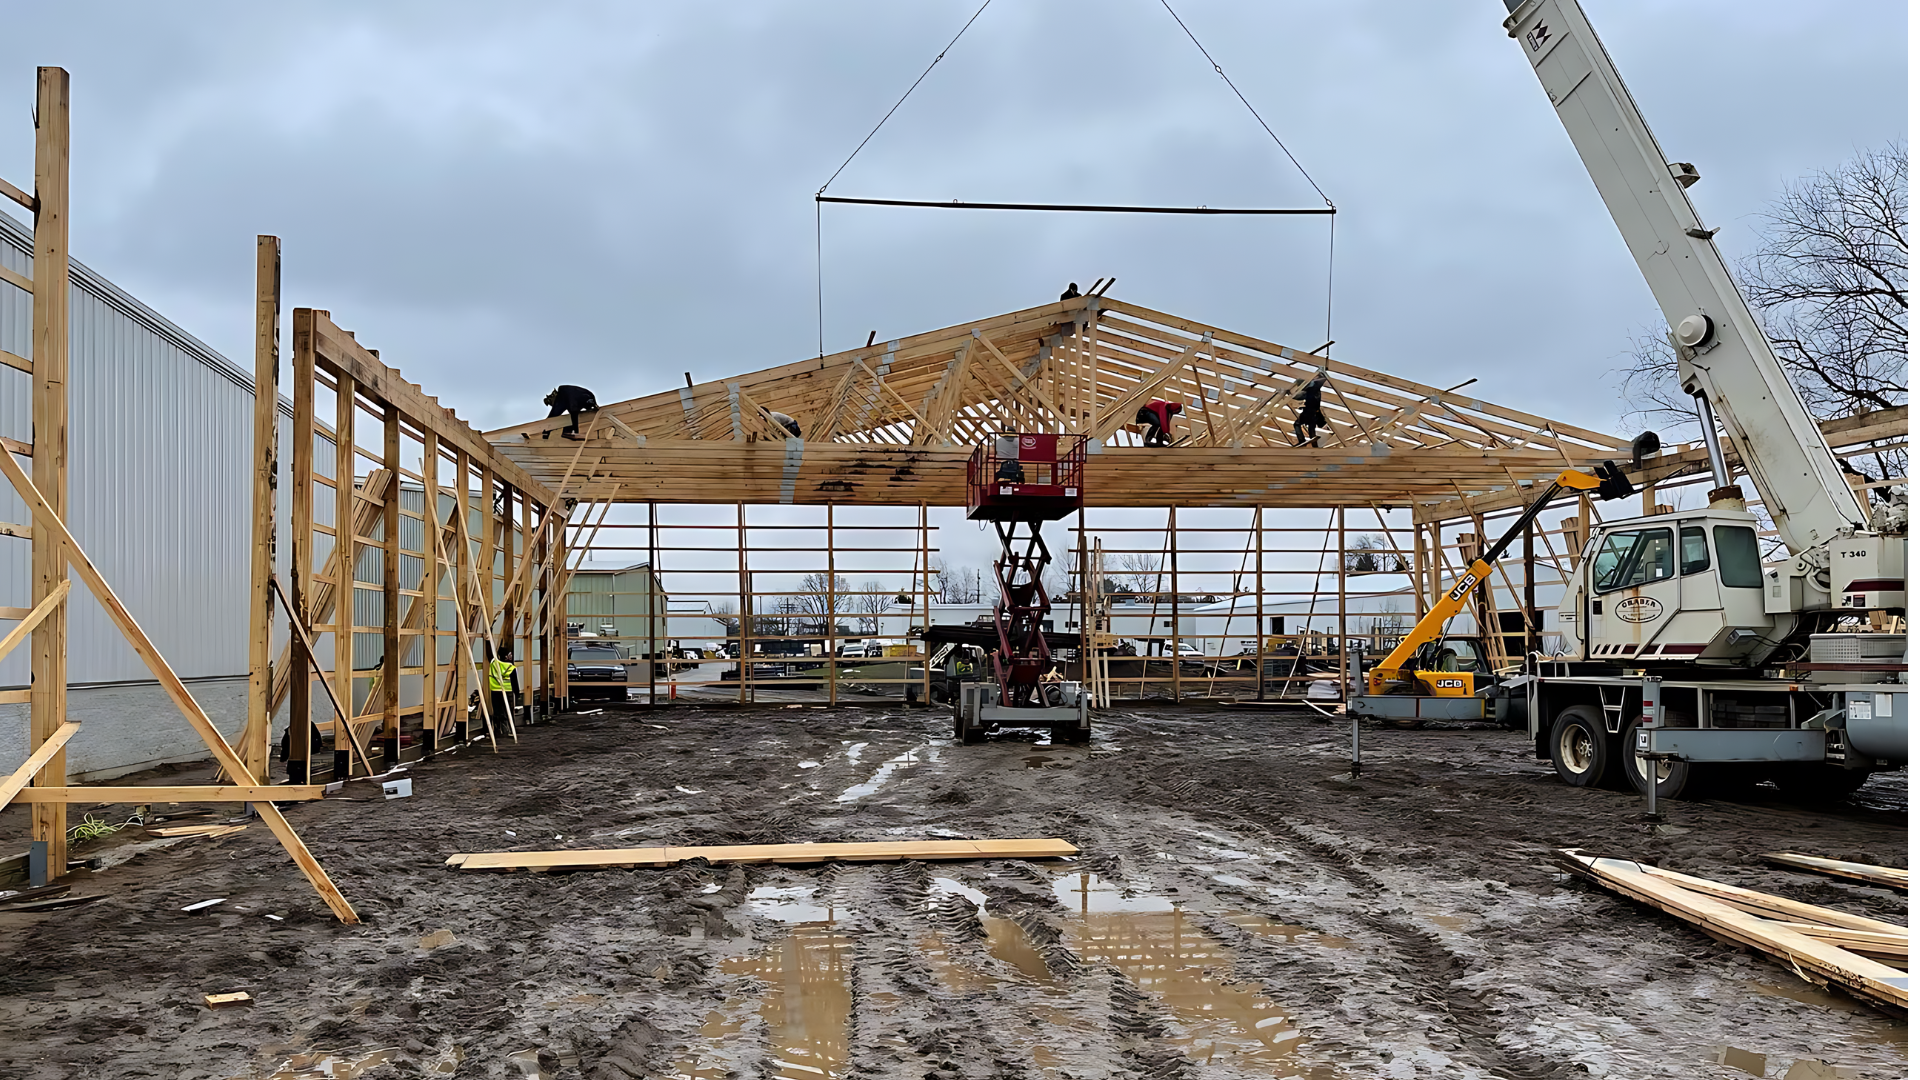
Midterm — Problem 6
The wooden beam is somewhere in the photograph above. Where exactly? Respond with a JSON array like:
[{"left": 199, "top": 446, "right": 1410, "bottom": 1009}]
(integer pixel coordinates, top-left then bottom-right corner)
[
  {"left": 29, "top": 65, "right": 72, "bottom": 875},
  {"left": 1090, "top": 331, "right": 1210, "bottom": 444},
  {"left": 0, "top": 349, "right": 29, "bottom": 375},
  {"left": 1560, "top": 850, "right": 1904, "bottom": 1010},
  {"left": 381, "top": 407, "right": 402, "bottom": 764},
  {"left": 308, "top": 311, "right": 553, "bottom": 505},
  {"left": 0, "top": 579, "right": 68, "bottom": 668},
  {"left": 0, "top": 172, "right": 32, "bottom": 212},
  {"left": 244, "top": 235, "right": 280, "bottom": 783},
  {"left": 272, "top": 577, "right": 374, "bottom": 774},
  {"left": 0, "top": 445, "right": 358, "bottom": 923},
  {"left": 0, "top": 263, "right": 30, "bottom": 296},
  {"left": 1760, "top": 852, "right": 1908, "bottom": 892},
  {"left": 12, "top": 785, "right": 324, "bottom": 803},
  {"left": 289, "top": 309, "right": 317, "bottom": 783},
  {"left": 0, "top": 721, "right": 78, "bottom": 809},
  {"left": 448, "top": 837, "right": 1079, "bottom": 872}
]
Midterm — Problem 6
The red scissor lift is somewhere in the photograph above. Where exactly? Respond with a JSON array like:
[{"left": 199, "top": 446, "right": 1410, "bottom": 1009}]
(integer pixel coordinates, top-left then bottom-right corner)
[{"left": 956, "top": 433, "right": 1092, "bottom": 744}]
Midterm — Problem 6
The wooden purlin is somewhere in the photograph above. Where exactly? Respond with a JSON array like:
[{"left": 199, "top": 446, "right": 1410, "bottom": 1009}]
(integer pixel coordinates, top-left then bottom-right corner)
[
  {"left": 1416, "top": 407, "right": 1908, "bottom": 522},
  {"left": 485, "top": 297, "right": 1628, "bottom": 477},
  {"left": 500, "top": 439, "right": 1599, "bottom": 510}
]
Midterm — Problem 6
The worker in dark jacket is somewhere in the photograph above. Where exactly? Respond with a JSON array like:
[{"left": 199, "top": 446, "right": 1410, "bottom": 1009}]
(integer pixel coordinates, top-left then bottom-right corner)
[
  {"left": 1136, "top": 398, "right": 1182, "bottom": 446},
  {"left": 1294, "top": 374, "right": 1328, "bottom": 447},
  {"left": 544, "top": 385, "right": 599, "bottom": 440}
]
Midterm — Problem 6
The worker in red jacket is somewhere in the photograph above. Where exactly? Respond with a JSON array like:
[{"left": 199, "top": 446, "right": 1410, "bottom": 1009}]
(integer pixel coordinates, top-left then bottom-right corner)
[{"left": 1136, "top": 398, "right": 1182, "bottom": 446}]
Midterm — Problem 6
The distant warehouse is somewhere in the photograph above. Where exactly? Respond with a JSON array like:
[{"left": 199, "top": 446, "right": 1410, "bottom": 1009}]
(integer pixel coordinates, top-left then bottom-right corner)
[{"left": 0, "top": 210, "right": 293, "bottom": 780}]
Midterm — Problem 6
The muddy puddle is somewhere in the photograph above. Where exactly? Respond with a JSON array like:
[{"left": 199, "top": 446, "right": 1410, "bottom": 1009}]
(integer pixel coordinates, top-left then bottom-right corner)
[
  {"left": 1050, "top": 872, "right": 1334, "bottom": 1074},
  {"left": 680, "top": 925, "right": 853, "bottom": 1080},
  {"left": 836, "top": 745, "right": 937, "bottom": 803}
]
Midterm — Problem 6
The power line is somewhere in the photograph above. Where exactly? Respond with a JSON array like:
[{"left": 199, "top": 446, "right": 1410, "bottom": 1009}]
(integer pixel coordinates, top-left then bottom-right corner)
[{"left": 816, "top": 195, "right": 1333, "bottom": 215}]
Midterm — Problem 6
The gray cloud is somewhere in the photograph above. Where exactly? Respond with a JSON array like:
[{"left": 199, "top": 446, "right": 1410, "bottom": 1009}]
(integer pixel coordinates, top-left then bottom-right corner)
[{"left": 0, "top": 0, "right": 1904, "bottom": 441}]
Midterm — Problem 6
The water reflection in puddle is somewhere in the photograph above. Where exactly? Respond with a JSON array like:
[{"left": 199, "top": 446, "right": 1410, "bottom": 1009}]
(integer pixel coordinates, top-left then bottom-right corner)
[
  {"left": 1222, "top": 911, "right": 1354, "bottom": 950},
  {"left": 241, "top": 1048, "right": 401, "bottom": 1080},
  {"left": 836, "top": 747, "right": 931, "bottom": 803},
  {"left": 1068, "top": 909, "right": 1305, "bottom": 1069},
  {"left": 1054, "top": 871, "right": 1176, "bottom": 914},
  {"left": 723, "top": 925, "right": 853, "bottom": 1080},
  {"left": 748, "top": 885, "right": 841, "bottom": 924},
  {"left": 928, "top": 878, "right": 1056, "bottom": 985},
  {"left": 1051, "top": 873, "right": 1324, "bottom": 1074}
]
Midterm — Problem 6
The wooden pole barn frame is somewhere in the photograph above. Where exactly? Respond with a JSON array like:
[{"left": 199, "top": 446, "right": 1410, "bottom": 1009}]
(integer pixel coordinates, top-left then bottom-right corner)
[
  {"left": 240, "top": 304, "right": 566, "bottom": 788},
  {"left": 0, "top": 71, "right": 360, "bottom": 921},
  {"left": 487, "top": 288, "right": 1901, "bottom": 703}
]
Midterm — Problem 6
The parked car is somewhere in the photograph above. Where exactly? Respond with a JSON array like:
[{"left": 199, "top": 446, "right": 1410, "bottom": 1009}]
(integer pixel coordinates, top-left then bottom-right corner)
[{"left": 567, "top": 643, "right": 629, "bottom": 702}]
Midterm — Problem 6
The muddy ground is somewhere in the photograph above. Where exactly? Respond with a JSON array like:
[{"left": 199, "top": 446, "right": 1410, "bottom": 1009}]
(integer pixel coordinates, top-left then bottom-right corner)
[{"left": 0, "top": 704, "right": 1906, "bottom": 1080}]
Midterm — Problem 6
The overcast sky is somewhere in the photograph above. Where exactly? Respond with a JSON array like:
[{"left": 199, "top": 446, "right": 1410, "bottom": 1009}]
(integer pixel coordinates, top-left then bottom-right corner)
[{"left": 2, "top": 0, "right": 1906, "bottom": 441}]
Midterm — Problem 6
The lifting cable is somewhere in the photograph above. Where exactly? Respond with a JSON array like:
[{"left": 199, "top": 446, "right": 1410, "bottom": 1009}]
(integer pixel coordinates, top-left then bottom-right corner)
[{"left": 813, "top": 0, "right": 1337, "bottom": 359}]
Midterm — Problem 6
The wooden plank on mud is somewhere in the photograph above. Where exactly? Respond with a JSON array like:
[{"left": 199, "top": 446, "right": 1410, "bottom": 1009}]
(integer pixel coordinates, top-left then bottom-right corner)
[
  {"left": 446, "top": 837, "right": 1079, "bottom": 872},
  {"left": 1558, "top": 850, "right": 1908, "bottom": 1012},
  {"left": 1761, "top": 852, "right": 1909, "bottom": 893}
]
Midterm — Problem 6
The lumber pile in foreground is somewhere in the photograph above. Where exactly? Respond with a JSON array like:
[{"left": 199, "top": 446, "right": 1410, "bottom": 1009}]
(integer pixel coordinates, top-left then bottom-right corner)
[
  {"left": 1762, "top": 852, "right": 1908, "bottom": 893},
  {"left": 1558, "top": 850, "right": 1908, "bottom": 1012},
  {"left": 447, "top": 838, "right": 1077, "bottom": 872}
]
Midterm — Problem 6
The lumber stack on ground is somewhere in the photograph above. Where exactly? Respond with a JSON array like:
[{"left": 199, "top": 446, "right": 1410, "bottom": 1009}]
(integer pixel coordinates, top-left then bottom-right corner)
[
  {"left": 1558, "top": 850, "right": 1908, "bottom": 1012},
  {"left": 446, "top": 837, "right": 1078, "bottom": 872},
  {"left": 1762, "top": 852, "right": 1908, "bottom": 893}
]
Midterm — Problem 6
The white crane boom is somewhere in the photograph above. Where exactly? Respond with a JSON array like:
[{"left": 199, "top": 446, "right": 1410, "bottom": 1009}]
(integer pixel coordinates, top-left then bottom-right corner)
[{"left": 1500, "top": 0, "right": 1866, "bottom": 555}]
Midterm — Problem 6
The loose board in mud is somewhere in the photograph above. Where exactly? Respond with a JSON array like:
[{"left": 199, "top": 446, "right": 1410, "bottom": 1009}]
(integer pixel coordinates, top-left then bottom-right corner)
[
  {"left": 1557, "top": 849, "right": 1909, "bottom": 1011},
  {"left": 445, "top": 837, "right": 1078, "bottom": 872},
  {"left": 1761, "top": 852, "right": 1909, "bottom": 893}
]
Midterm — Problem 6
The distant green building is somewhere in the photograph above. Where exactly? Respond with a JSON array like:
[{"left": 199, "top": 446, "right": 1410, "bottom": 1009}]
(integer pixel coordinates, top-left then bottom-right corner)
[{"left": 565, "top": 563, "right": 668, "bottom": 658}]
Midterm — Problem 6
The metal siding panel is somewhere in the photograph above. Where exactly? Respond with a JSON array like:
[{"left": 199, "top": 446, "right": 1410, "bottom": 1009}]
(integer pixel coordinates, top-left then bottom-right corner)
[{"left": 0, "top": 212, "right": 267, "bottom": 688}]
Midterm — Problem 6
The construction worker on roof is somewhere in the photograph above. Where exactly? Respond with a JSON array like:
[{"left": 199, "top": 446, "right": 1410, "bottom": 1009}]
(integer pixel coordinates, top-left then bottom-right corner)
[
  {"left": 1294, "top": 374, "right": 1328, "bottom": 447},
  {"left": 487, "top": 645, "right": 520, "bottom": 731},
  {"left": 1136, "top": 398, "right": 1181, "bottom": 446},
  {"left": 543, "top": 385, "right": 599, "bottom": 441}
]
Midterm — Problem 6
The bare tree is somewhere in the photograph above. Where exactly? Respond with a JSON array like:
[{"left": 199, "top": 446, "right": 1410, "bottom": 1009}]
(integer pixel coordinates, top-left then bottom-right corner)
[
  {"left": 928, "top": 558, "right": 974, "bottom": 604},
  {"left": 793, "top": 572, "right": 852, "bottom": 636},
  {"left": 1616, "top": 143, "right": 1907, "bottom": 487},
  {"left": 1344, "top": 534, "right": 1409, "bottom": 574},
  {"left": 1112, "top": 552, "right": 1164, "bottom": 597},
  {"left": 853, "top": 580, "right": 892, "bottom": 634}
]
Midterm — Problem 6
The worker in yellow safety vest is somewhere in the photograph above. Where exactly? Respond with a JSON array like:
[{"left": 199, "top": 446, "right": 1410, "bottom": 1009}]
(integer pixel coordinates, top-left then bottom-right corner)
[{"left": 487, "top": 645, "right": 520, "bottom": 731}]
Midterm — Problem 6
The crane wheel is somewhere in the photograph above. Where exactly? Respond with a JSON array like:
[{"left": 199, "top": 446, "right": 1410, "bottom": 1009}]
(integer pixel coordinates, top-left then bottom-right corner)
[
  {"left": 1549, "top": 705, "right": 1612, "bottom": 788},
  {"left": 1619, "top": 718, "right": 1690, "bottom": 799}
]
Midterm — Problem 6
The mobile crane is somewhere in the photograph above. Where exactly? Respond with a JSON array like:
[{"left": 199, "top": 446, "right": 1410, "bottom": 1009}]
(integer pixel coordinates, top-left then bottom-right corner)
[{"left": 1494, "top": 0, "right": 1906, "bottom": 800}]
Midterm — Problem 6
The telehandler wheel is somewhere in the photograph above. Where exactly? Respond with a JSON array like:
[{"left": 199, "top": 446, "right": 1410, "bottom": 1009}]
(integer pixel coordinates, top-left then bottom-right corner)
[
  {"left": 1618, "top": 717, "right": 1690, "bottom": 799},
  {"left": 1549, "top": 705, "right": 1612, "bottom": 788}
]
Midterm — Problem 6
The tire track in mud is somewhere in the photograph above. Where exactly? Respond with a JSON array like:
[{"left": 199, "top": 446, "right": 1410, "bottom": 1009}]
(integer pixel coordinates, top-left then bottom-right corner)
[{"left": 1127, "top": 775, "right": 1583, "bottom": 1080}]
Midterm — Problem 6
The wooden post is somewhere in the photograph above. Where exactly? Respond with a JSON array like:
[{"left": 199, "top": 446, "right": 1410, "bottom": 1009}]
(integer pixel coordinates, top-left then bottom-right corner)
[
  {"left": 1336, "top": 508, "right": 1348, "bottom": 693},
  {"left": 826, "top": 502, "right": 837, "bottom": 705},
  {"left": 1169, "top": 506, "right": 1180, "bottom": 702},
  {"left": 454, "top": 452, "right": 474, "bottom": 741},
  {"left": 1523, "top": 518, "right": 1538, "bottom": 658},
  {"left": 332, "top": 374, "right": 357, "bottom": 778},
  {"left": 420, "top": 434, "right": 439, "bottom": 752},
  {"left": 1412, "top": 516, "right": 1429, "bottom": 619},
  {"left": 243, "top": 235, "right": 280, "bottom": 782},
  {"left": 28, "top": 66, "right": 71, "bottom": 870},
  {"left": 521, "top": 490, "right": 534, "bottom": 721},
  {"left": 380, "top": 408, "right": 401, "bottom": 766},
  {"left": 289, "top": 311, "right": 317, "bottom": 783},
  {"left": 647, "top": 501, "right": 658, "bottom": 705},
  {"left": 1254, "top": 506, "right": 1265, "bottom": 702},
  {"left": 921, "top": 502, "right": 932, "bottom": 704},
  {"left": 737, "top": 502, "right": 748, "bottom": 705}
]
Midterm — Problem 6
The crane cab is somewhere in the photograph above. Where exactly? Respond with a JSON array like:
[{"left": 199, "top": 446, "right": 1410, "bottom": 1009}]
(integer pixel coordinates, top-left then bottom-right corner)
[{"left": 1560, "top": 508, "right": 1779, "bottom": 667}]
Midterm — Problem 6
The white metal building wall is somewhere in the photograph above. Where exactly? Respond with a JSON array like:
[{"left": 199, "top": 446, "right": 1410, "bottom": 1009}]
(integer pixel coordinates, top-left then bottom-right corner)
[{"left": 0, "top": 210, "right": 293, "bottom": 778}]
